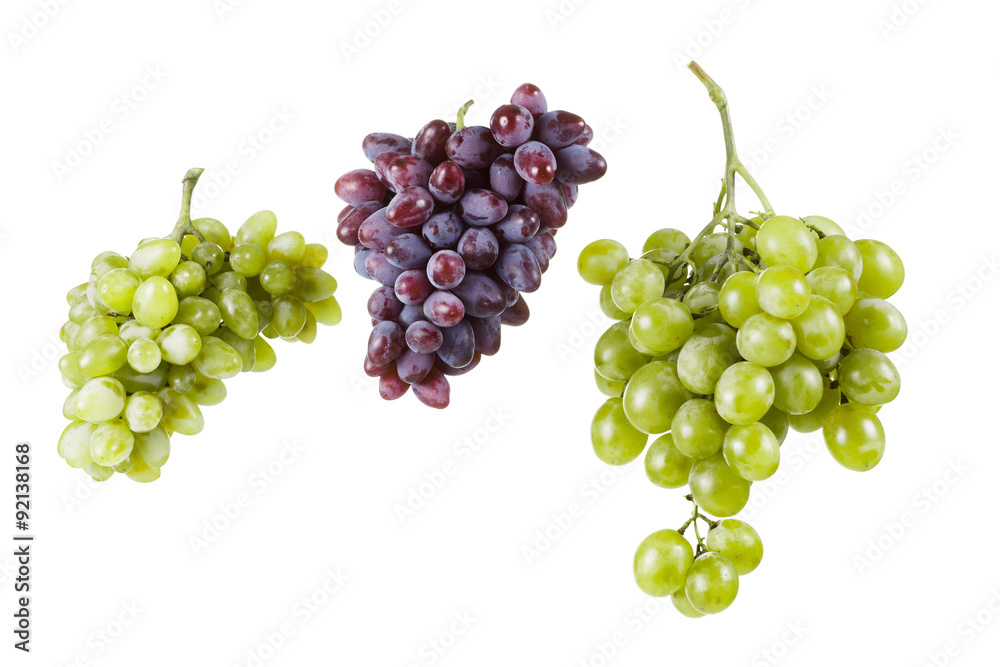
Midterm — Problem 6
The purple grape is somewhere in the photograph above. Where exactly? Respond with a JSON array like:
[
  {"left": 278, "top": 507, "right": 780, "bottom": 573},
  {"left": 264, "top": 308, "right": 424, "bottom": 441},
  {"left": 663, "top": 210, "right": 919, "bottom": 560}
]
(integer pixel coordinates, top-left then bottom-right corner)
[
  {"left": 462, "top": 167, "right": 490, "bottom": 191},
  {"left": 457, "top": 227, "right": 499, "bottom": 271},
  {"left": 379, "top": 368, "right": 410, "bottom": 400},
  {"left": 412, "top": 120, "right": 452, "bottom": 164},
  {"left": 397, "top": 349, "right": 435, "bottom": 384},
  {"left": 489, "top": 154, "right": 525, "bottom": 202},
  {"left": 554, "top": 145, "right": 608, "bottom": 184},
  {"left": 362, "top": 133, "right": 412, "bottom": 162},
  {"left": 470, "top": 316, "right": 501, "bottom": 356},
  {"left": 445, "top": 126, "right": 504, "bottom": 170},
  {"left": 523, "top": 182, "right": 569, "bottom": 229},
  {"left": 534, "top": 110, "right": 587, "bottom": 149},
  {"left": 451, "top": 272, "right": 506, "bottom": 318},
  {"left": 426, "top": 250, "right": 466, "bottom": 290},
  {"left": 495, "top": 244, "right": 542, "bottom": 293},
  {"left": 368, "top": 285, "right": 404, "bottom": 321},
  {"left": 383, "top": 155, "right": 434, "bottom": 192},
  {"left": 434, "top": 352, "right": 481, "bottom": 377},
  {"left": 536, "top": 231, "right": 557, "bottom": 259},
  {"left": 499, "top": 281, "right": 520, "bottom": 307},
  {"left": 511, "top": 83, "right": 548, "bottom": 116},
  {"left": 406, "top": 321, "right": 444, "bottom": 354},
  {"left": 423, "top": 291, "right": 465, "bottom": 327},
  {"left": 428, "top": 161, "right": 465, "bottom": 204},
  {"left": 490, "top": 104, "right": 535, "bottom": 147},
  {"left": 514, "top": 141, "right": 557, "bottom": 186},
  {"left": 365, "top": 251, "right": 406, "bottom": 287},
  {"left": 457, "top": 189, "right": 508, "bottom": 226},
  {"left": 500, "top": 295, "right": 529, "bottom": 326},
  {"left": 493, "top": 204, "right": 541, "bottom": 244},
  {"left": 572, "top": 124, "right": 594, "bottom": 146},
  {"left": 437, "top": 319, "right": 475, "bottom": 369},
  {"left": 368, "top": 321, "right": 404, "bottom": 366},
  {"left": 394, "top": 269, "right": 434, "bottom": 305},
  {"left": 385, "top": 233, "right": 433, "bottom": 269},
  {"left": 412, "top": 368, "right": 450, "bottom": 409},
  {"left": 354, "top": 248, "right": 373, "bottom": 279},
  {"left": 398, "top": 304, "right": 425, "bottom": 328},
  {"left": 373, "top": 152, "right": 402, "bottom": 188},
  {"left": 421, "top": 211, "right": 463, "bottom": 249},
  {"left": 335, "top": 169, "right": 387, "bottom": 206},
  {"left": 558, "top": 182, "right": 578, "bottom": 209},
  {"left": 337, "top": 201, "right": 384, "bottom": 246},
  {"left": 364, "top": 355, "right": 390, "bottom": 378},
  {"left": 525, "top": 237, "right": 550, "bottom": 273},
  {"left": 386, "top": 186, "right": 435, "bottom": 227},
  {"left": 338, "top": 204, "right": 353, "bottom": 224},
  {"left": 358, "top": 208, "right": 407, "bottom": 250}
]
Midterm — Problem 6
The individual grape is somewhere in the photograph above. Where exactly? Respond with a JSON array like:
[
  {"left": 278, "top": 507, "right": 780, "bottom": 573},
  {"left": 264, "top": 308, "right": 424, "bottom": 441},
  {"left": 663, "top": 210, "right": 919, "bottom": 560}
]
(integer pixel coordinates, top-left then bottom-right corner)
[
  {"left": 412, "top": 367, "right": 450, "bottom": 408},
  {"left": 155, "top": 324, "right": 202, "bottom": 365},
  {"left": 554, "top": 145, "right": 608, "bottom": 184},
  {"left": 457, "top": 227, "right": 500, "bottom": 271},
  {"left": 190, "top": 241, "right": 226, "bottom": 275},
  {"left": 676, "top": 324, "right": 740, "bottom": 395},
  {"left": 689, "top": 453, "right": 750, "bottom": 517},
  {"left": 305, "top": 295, "right": 342, "bottom": 327},
  {"left": 122, "top": 391, "right": 162, "bottom": 433},
  {"left": 385, "top": 234, "right": 433, "bottom": 270},
  {"left": 91, "top": 252, "right": 129, "bottom": 279},
  {"left": 599, "top": 284, "right": 630, "bottom": 320},
  {"left": 756, "top": 265, "right": 811, "bottom": 320},
  {"left": 737, "top": 313, "right": 795, "bottom": 367},
  {"left": 806, "top": 266, "right": 857, "bottom": 316},
  {"left": 192, "top": 336, "right": 242, "bottom": 379},
  {"left": 855, "top": 239, "right": 905, "bottom": 298},
  {"left": 364, "top": 252, "right": 405, "bottom": 287},
  {"left": 74, "top": 316, "right": 119, "bottom": 351},
  {"left": 681, "top": 282, "right": 721, "bottom": 318},
  {"left": 488, "top": 154, "right": 525, "bottom": 202},
  {"left": 362, "top": 132, "right": 412, "bottom": 161},
  {"left": 98, "top": 269, "right": 141, "bottom": 314},
  {"left": 814, "top": 235, "right": 863, "bottom": 281},
  {"left": 368, "top": 321, "right": 405, "bottom": 366},
  {"left": 91, "top": 419, "right": 134, "bottom": 467},
  {"left": 690, "top": 233, "right": 745, "bottom": 267},
  {"left": 77, "top": 334, "right": 128, "bottom": 377},
  {"left": 623, "top": 361, "right": 692, "bottom": 434},
  {"left": 594, "top": 369, "right": 625, "bottom": 397},
  {"left": 170, "top": 261, "right": 208, "bottom": 298},
  {"left": 211, "top": 271, "right": 247, "bottom": 294},
  {"left": 643, "top": 228, "right": 691, "bottom": 255},
  {"left": 789, "top": 295, "right": 845, "bottom": 360},
  {"left": 843, "top": 297, "right": 907, "bottom": 352},
  {"left": 633, "top": 530, "right": 693, "bottom": 597},
  {"left": 672, "top": 587, "right": 705, "bottom": 619},
  {"left": 524, "top": 237, "right": 551, "bottom": 273},
  {"left": 645, "top": 434, "right": 694, "bottom": 488},
  {"left": 577, "top": 239, "right": 629, "bottom": 286},
  {"left": 173, "top": 297, "right": 221, "bottom": 336},
  {"left": 595, "top": 320, "right": 651, "bottom": 381},
  {"left": 495, "top": 244, "right": 542, "bottom": 293},
  {"left": 591, "top": 397, "right": 648, "bottom": 465},
  {"left": 410, "top": 120, "right": 450, "bottom": 164},
  {"left": 723, "top": 422, "right": 780, "bottom": 481},
  {"left": 337, "top": 202, "right": 384, "bottom": 247},
  {"left": 469, "top": 316, "right": 501, "bottom": 356},
  {"left": 216, "top": 289, "right": 258, "bottom": 340},
  {"left": 801, "top": 215, "right": 845, "bottom": 238},
  {"left": 718, "top": 272, "right": 762, "bottom": 328},
  {"left": 490, "top": 104, "right": 534, "bottom": 147},
  {"left": 437, "top": 319, "right": 475, "bottom": 369},
  {"left": 671, "top": 399, "right": 729, "bottom": 459},
  {"left": 714, "top": 362, "right": 775, "bottom": 425},
  {"left": 707, "top": 519, "right": 763, "bottom": 575},
  {"left": 837, "top": 349, "right": 900, "bottom": 406},
  {"left": 684, "top": 552, "right": 739, "bottom": 614},
  {"left": 126, "top": 453, "right": 160, "bottom": 483},
  {"left": 291, "top": 267, "right": 337, "bottom": 303},
  {"left": 396, "top": 349, "right": 435, "bottom": 384},
  {"left": 500, "top": 296, "right": 529, "bottom": 326},
  {"left": 611, "top": 260, "right": 665, "bottom": 314},
  {"left": 630, "top": 298, "right": 695, "bottom": 354},
  {"left": 423, "top": 291, "right": 466, "bottom": 327},
  {"left": 533, "top": 110, "right": 587, "bottom": 148},
  {"left": 823, "top": 404, "right": 885, "bottom": 471},
  {"left": 187, "top": 373, "right": 227, "bottom": 406},
  {"left": 58, "top": 421, "right": 97, "bottom": 468},
  {"left": 131, "top": 277, "right": 179, "bottom": 329},
  {"left": 450, "top": 272, "right": 506, "bottom": 318},
  {"left": 445, "top": 126, "right": 504, "bottom": 170},
  {"left": 157, "top": 387, "right": 205, "bottom": 435},
  {"left": 61, "top": 353, "right": 90, "bottom": 387},
  {"left": 74, "top": 377, "right": 126, "bottom": 423},
  {"left": 133, "top": 426, "right": 170, "bottom": 469},
  {"left": 788, "top": 380, "right": 840, "bottom": 433},
  {"left": 387, "top": 186, "right": 435, "bottom": 228},
  {"left": 457, "top": 189, "right": 508, "bottom": 226},
  {"left": 167, "top": 363, "right": 197, "bottom": 392},
  {"left": 493, "top": 207, "right": 540, "bottom": 247},
  {"left": 427, "top": 161, "right": 465, "bottom": 204},
  {"left": 300, "top": 243, "right": 328, "bottom": 269},
  {"left": 129, "top": 239, "right": 182, "bottom": 279},
  {"left": 513, "top": 141, "right": 557, "bottom": 186},
  {"left": 510, "top": 83, "right": 548, "bottom": 115},
  {"left": 259, "top": 260, "right": 297, "bottom": 295},
  {"left": 756, "top": 215, "right": 817, "bottom": 273},
  {"left": 421, "top": 211, "right": 464, "bottom": 249},
  {"left": 768, "top": 354, "right": 824, "bottom": 415},
  {"left": 335, "top": 169, "right": 388, "bottom": 205},
  {"left": 522, "top": 182, "right": 569, "bottom": 229},
  {"left": 368, "top": 285, "right": 403, "bottom": 322},
  {"left": 266, "top": 231, "right": 306, "bottom": 263}
]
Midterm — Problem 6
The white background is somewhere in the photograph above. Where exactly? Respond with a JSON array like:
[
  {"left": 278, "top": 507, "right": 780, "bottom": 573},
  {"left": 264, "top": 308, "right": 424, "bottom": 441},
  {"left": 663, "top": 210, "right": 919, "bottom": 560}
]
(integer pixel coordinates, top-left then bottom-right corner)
[{"left": 1, "top": 0, "right": 998, "bottom": 665}]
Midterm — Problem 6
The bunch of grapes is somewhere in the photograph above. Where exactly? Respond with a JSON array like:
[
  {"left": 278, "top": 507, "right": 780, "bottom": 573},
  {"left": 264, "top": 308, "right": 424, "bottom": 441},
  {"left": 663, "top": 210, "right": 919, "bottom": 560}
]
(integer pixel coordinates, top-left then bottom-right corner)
[
  {"left": 57, "top": 169, "right": 341, "bottom": 483},
  {"left": 335, "top": 84, "right": 607, "bottom": 408},
  {"left": 578, "top": 63, "right": 907, "bottom": 615}
]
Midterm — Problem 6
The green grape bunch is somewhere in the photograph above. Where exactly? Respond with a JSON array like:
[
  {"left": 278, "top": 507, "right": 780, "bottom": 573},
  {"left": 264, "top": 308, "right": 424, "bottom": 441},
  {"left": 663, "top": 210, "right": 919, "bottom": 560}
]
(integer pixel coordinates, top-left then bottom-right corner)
[
  {"left": 578, "top": 63, "right": 906, "bottom": 616},
  {"left": 57, "top": 169, "right": 342, "bottom": 484}
]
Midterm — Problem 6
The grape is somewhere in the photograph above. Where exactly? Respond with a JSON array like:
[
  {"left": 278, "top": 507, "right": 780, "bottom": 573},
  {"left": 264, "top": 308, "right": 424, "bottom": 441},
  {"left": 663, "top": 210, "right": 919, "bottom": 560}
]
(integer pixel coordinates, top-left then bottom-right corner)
[
  {"left": 690, "top": 233, "right": 744, "bottom": 267},
  {"left": 422, "top": 211, "right": 464, "bottom": 249},
  {"left": 594, "top": 369, "right": 625, "bottom": 398},
  {"left": 723, "top": 422, "right": 780, "bottom": 481},
  {"left": 707, "top": 519, "right": 763, "bottom": 575},
  {"left": 156, "top": 324, "right": 203, "bottom": 365},
  {"left": 394, "top": 270, "right": 434, "bottom": 305},
  {"left": 362, "top": 132, "right": 411, "bottom": 161},
  {"left": 630, "top": 298, "right": 694, "bottom": 354},
  {"left": 714, "top": 362, "right": 775, "bottom": 425},
  {"left": 814, "top": 235, "right": 863, "bottom": 281},
  {"left": 412, "top": 121, "right": 451, "bottom": 163},
  {"left": 522, "top": 182, "right": 569, "bottom": 229},
  {"left": 490, "top": 104, "right": 534, "bottom": 147},
  {"left": 495, "top": 245, "right": 542, "bottom": 293},
  {"left": 457, "top": 188, "right": 508, "bottom": 226},
  {"left": 736, "top": 313, "right": 796, "bottom": 367},
  {"left": 788, "top": 380, "right": 840, "bottom": 433},
  {"left": 98, "top": 269, "right": 141, "bottom": 313},
  {"left": 78, "top": 335, "right": 128, "bottom": 377},
  {"left": 843, "top": 297, "right": 907, "bottom": 352},
  {"left": 131, "top": 277, "right": 179, "bottom": 328},
  {"left": 676, "top": 324, "right": 740, "bottom": 395},
  {"left": 335, "top": 169, "right": 388, "bottom": 206},
  {"left": 756, "top": 215, "right": 817, "bottom": 273},
  {"left": 457, "top": 227, "right": 499, "bottom": 271},
  {"left": 759, "top": 406, "right": 790, "bottom": 445},
  {"left": 133, "top": 426, "right": 170, "bottom": 468},
  {"left": 437, "top": 319, "right": 476, "bottom": 369},
  {"left": 689, "top": 453, "right": 750, "bottom": 517},
  {"left": 633, "top": 529, "right": 693, "bottom": 597},
  {"left": 611, "top": 260, "right": 665, "bottom": 314},
  {"left": 718, "top": 272, "right": 762, "bottom": 328},
  {"left": 157, "top": 387, "right": 204, "bottom": 435},
  {"left": 599, "top": 284, "right": 630, "bottom": 320},
  {"left": 789, "top": 295, "right": 845, "bottom": 360},
  {"left": 445, "top": 126, "right": 503, "bottom": 170},
  {"left": 74, "top": 377, "right": 126, "bottom": 423},
  {"left": 685, "top": 552, "right": 739, "bottom": 614},
  {"left": 806, "top": 266, "right": 857, "bottom": 315},
  {"left": 643, "top": 228, "right": 691, "bottom": 255},
  {"left": 756, "top": 265, "right": 811, "bottom": 319},
  {"left": 423, "top": 291, "right": 465, "bottom": 327},
  {"left": 513, "top": 141, "right": 557, "bottom": 186},
  {"left": 534, "top": 110, "right": 587, "bottom": 148},
  {"left": 387, "top": 186, "right": 435, "bottom": 227},
  {"left": 510, "top": 83, "right": 547, "bottom": 115},
  {"left": 129, "top": 239, "right": 182, "bottom": 279},
  {"left": 623, "top": 361, "right": 692, "bottom": 434},
  {"left": 426, "top": 250, "right": 466, "bottom": 290},
  {"left": 412, "top": 368, "right": 451, "bottom": 408},
  {"left": 769, "top": 354, "right": 823, "bottom": 415},
  {"left": 682, "top": 281, "right": 720, "bottom": 318},
  {"left": 855, "top": 239, "right": 905, "bottom": 298},
  {"left": 488, "top": 154, "right": 525, "bottom": 202},
  {"left": 470, "top": 316, "right": 502, "bottom": 356},
  {"left": 266, "top": 231, "right": 306, "bottom": 263},
  {"left": 428, "top": 162, "right": 466, "bottom": 204},
  {"left": 595, "top": 320, "right": 650, "bottom": 381},
  {"left": 645, "top": 434, "right": 694, "bottom": 488},
  {"left": 170, "top": 262, "right": 208, "bottom": 297},
  {"left": 801, "top": 215, "right": 845, "bottom": 238},
  {"left": 451, "top": 273, "right": 506, "bottom": 318},
  {"left": 494, "top": 205, "right": 540, "bottom": 244},
  {"left": 591, "top": 397, "right": 648, "bottom": 465},
  {"left": 91, "top": 419, "right": 134, "bottom": 466},
  {"left": 671, "top": 399, "right": 729, "bottom": 459},
  {"left": 823, "top": 404, "right": 885, "bottom": 471},
  {"left": 554, "top": 145, "right": 608, "bottom": 184},
  {"left": 837, "top": 349, "right": 900, "bottom": 406},
  {"left": 192, "top": 337, "right": 242, "bottom": 379},
  {"left": 672, "top": 587, "right": 705, "bottom": 619}
]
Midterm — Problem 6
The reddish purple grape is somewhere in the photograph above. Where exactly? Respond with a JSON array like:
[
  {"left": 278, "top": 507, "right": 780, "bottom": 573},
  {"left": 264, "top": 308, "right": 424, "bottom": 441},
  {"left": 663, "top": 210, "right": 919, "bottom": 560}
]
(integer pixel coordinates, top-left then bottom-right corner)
[
  {"left": 523, "top": 182, "right": 569, "bottom": 229},
  {"left": 379, "top": 368, "right": 410, "bottom": 400},
  {"left": 412, "top": 368, "right": 450, "bottom": 409},
  {"left": 445, "top": 126, "right": 504, "bottom": 169},
  {"left": 406, "top": 321, "right": 444, "bottom": 354},
  {"left": 495, "top": 244, "right": 542, "bottom": 293},
  {"left": 470, "top": 316, "right": 502, "bottom": 356},
  {"left": 511, "top": 83, "right": 548, "bottom": 116},
  {"left": 490, "top": 104, "right": 535, "bottom": 147},
  {"left": 493, "top": 204, "right": 541, "bottom": 244},
  {"left": 500, "top": 295, "right": 530, "bottom": 326},
  {"left": 427, "top": 250, "right": 466, "bottom": 290},
  {"left": 428, "top": 161, "right": 465, "bottom": 204},
  {"left": 397, "top": 350, "right": 435, "bottom": 384},
  {"left": 335, "top": 169, "right": 387, "bottom": 206},
  {"left": 554, "top": 145, "right": 608, "bottom": 184},
  {"left": 368, "top": 285, "right": 404, "bottom": 321},
  {"left": 533, "top": 110, "right": 587, "bottom": 149},
  {"left": 368, "top": 321, "right": 404, "bottom": 366},
  {"left": 337, "top": 204, "right": 353, "bottom": 224},
  {"left": 385, "top": 233, "right": 433, "bottom": 269},
  {"left": 423, "top": 291, "right": 465, "bottom": 328},
  {"left": 364, "top": 355, "right": 391, "bottom": 378},
  {"left": 358, "top": 208, "right": 407, "bottom": 250},
  {"left": 387, "top": 186, "right": 435, "bottom": 227},
  {"left": 337, "top": 201, "right": 384, "bottom": 246},
  {"left": 362, "top": 133, "right": 412, "bottom": 162},
  {"left": 435, "top": 351, "right": 481, "bottom": 377},
  {"left": 412, "top": 120, "right": 452, "bottom": 164},
  {"left": 421, "top": 211, "right": 463, "bottom": 249},
  {"left": 525, "top": 237, "right": 551, "bottom": 273},
  {"left": 573, "top": 124, "right": 594, "bottom": 146},
  {"left": 489, "top": 154, "right": 525, "bottom": 202},
  {"left": 536, "top": 231, "right": 557, "bottom": 259},
  {"left": 499, "top": 281, "right": 520, "bottom": 307},
  {"left": 394, "top": 269, "right": 434, "bottom": 305},
  {"left": 558, "top": 182, "right": 578, "bottom": 209},
  {"left": 437, "top": 319, "right": 476, "bottom": 370},
  {"left": 382, "top": 155, "right": 434, "bottom": 192},
  {"left": 452, "top": 272, "right": 506, "bottom": 318},
  {"left": 514, "top": 141, "right": 557, "bottom": 186},
  {"left": 457, "top": 227, "right": 499, "bottom": 271},
  {"left": 365, "top": 251, "right": 405, "bottom": 287},
  {"left": 457, "top": 188, "right": 508, "bottom": 226},
  {"left": 354, "top": 248, "right": 373, "bottom": 279},
  {"left": 398, "top": 304, "right": 425, "bottom": 328}
]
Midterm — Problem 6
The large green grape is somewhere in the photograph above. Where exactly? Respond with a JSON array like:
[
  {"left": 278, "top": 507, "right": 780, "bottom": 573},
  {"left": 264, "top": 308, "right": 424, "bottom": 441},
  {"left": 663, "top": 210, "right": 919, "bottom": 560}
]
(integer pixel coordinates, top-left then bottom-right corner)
[
  {"left": 813, "top": 235, "right": 862, "bottom": 280},
  {"left": 800, "top": 215, "right": 845, "bottom": 238},
  {"left": 595, "top": 320, "right": 650, "bottom": 381},
  {"left": 789, "top": 295, "right": 845, "bottom": 360},
  {"left": 855, "top": 239, "right": 904, "bottom": 298},
  {"left": 578, "top": 239, "right": 630, "bottom": 285},
  {"left": 714, "top": 362, "right": 774, "bottom": 425},
  {"left": 671, "top": 587, "right": 705, "bottom": 618},
  {"left": 756, "top": 265, "right": 811, "bottom": 319},
  {"left": 643, "top": 228, "right": 691, "bottom": 255},
  {"left": 591, "top": 398, "right": 648, "bottom": 465},
  {"left": 684, "top": 552, "right": 739, "bottom": 614},
  {"left": 676, "top": 323, "right": 740, "bottom": 395},
  {"left": 131, "top": 277, "right": 179, "bottom": 328},
  {"left": 689, "top": 453, "right": 751, "bottom": 517},
  {"left": 633, "top": 529, "right": 694, "bottom": 597},
  {"left": 837, "top": 349, "right": 900, "bottom": 406},
  {"left": 723, "top": 422, "right": 780, "bottom": 481},
  {"left": 756, "top": 215, "right": 817, "bottom": 273},
  {"left": 671, "top": 399, "right": 728, "bottom": 459},
  {"left": 769, "top": 354, "right": 823, "bottom": 415},
  {"left": 823, "top": 404, "right": 885, "bottom": 471},
  {"left": 788, "top": 380, "right": 840, "bottom": 433},
  {"left": 644, "top": 434, "right": 694, "bottom": 488},
  {"left": 706, "top": 519, "right": 763, "bottom": 575},
  {"left": 718, "top": 272, "right": 762, "bottom": 328},
  {"left": 623, "top": 361, "right": 692, "bottom": 434},
  {"left": 129, "top": 239, "right": 182, "bottom": 279},
  {"left": 844, "top": 297, "right": 907, "bottom": 352},
  {"left": 611, "top": 259, "right": 665, "bottom": 314},
  {"left": 630, "top": 298, "right": 694, "bottom": 354},
  {"left": 736, "top": 313, "right": 796, "bottom": 367},
  {"left": 806, "top": 267, "right": 857, "bottom": 316}
]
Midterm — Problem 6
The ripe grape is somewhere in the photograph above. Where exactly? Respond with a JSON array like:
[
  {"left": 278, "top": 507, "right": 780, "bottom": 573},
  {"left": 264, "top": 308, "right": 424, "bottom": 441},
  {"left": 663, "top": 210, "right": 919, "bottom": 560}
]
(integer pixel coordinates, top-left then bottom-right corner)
[
  {"left": 633, "top": 529, "right": 693, "bottom": 597},
  {"left": 706, "top": 519, "right": 763, "bottom": 575},
  {"left": 823, "top": 404, "right": 886, "bottom": 471},
  {"left": 684, "top": 552, "right": 740, "bottom": 614}
]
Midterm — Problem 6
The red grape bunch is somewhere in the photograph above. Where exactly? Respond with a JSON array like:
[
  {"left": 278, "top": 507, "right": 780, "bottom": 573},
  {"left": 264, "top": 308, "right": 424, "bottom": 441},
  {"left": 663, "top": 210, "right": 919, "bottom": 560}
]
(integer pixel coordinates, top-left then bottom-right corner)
[{"left": 335, "top": 84, "right": 608, "bottom": 408}]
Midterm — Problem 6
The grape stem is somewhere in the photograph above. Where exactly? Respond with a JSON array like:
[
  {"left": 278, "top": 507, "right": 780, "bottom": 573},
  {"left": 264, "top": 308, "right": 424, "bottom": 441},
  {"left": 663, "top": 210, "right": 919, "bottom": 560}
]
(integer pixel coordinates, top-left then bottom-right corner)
[
  {"left": 678, "top": 496, "right": 718, "bottom": 555},
  {"left": 168, "top": 168, "right": 207, "bottom": 245},
  {"left": 456, "top": 99, "right": 475, "bottom": 131}
]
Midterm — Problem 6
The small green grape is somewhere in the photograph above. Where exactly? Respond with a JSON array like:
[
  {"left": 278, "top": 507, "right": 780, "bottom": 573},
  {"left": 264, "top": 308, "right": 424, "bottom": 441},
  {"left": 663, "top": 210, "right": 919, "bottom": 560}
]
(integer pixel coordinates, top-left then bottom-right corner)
[
  {"left": 718, "top": 272, "right": 762, "bottom": 328},
  {"left": 769, "top": 354, "right": 824, "bottom": 415},
  {"left": 643, "top": 228, "right": 690, "bottom": 255},
  {"left": 644, "top": 433, "right": 694, "bottom": 488},
  {"left": 671, "top": 399, "right": 728, "bottom": 459},
  {"left": 737, "top": 313, "right": 796, "bottom": 367},
  {"left": 622, "top": 361, "right": 691, "bottom": 434}
]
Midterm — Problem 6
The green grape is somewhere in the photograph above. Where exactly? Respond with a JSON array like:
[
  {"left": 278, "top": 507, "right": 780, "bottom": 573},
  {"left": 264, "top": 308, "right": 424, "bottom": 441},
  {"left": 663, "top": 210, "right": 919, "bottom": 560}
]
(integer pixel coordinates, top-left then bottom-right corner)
[
  {"left": 594, "top": 368, "right": 624, "bottom": 397},
  {"left": 706, "top": 519, "right": 763, "bottom": 575},
  {"left": 623, "top": 361, "right": 692, "bottom": 434},
  {"left": 599, "top": 284, "right": 630, "bottom": 320},
  {"left": 800, "top": 215, "right": 845, "bottom": 238},
  {"left": 74, "top": 316, "right": 119, "bottom": 351},
  {"left": 59, "top": 353, "right": 89, "bottom": 387},
  {"left": 736, "top": 313, "right": 796, "bottom": 367},
  {"left": 630, "top": 298, "right": 694, "bottom": 354},
  {"left": 90, "top": 418, "right": 134, "bottom": 466},
  {"left": 260, "top": 260, "right": 297, "bottom": 295},
  {"left": 814, "top": 235, "right": 863, "bottom": 281},
  {"left": 60, "top": 321, "right": 80, "bottom": 348},
  {"left": 578, "top": 239, "right": 631, "bottom": 286},
  {"left": 756, "top": 215, "right": 817, "bottom": 273},
  {"left": 67, "top": 282, "right": 89, "bottom": 304},
  {"left": 74, "top": 377, "right": 126, "bottom": 422},
  {"left": 85, "top": 462, "right": 115, "bottom": 481},
  {"left": 296, "top": 311, "right": 318, "bottom": 343},
  {"left": 157, "top": 387, "right": 205, "bottom": 435},
  {"left": 97, "top": 268, "right": 141, "bottom": 314},
  {"left": 305, "top": 296, "right": 342, "bottom": 327},
  {"left": 173, "top": 296, "right": 222, "bottom": 336},
  {"left": 682, "top": 281, "right": 720, "bottom": 317},
  {"left": 191, "top": 241, "right": 225, "bottom": 275},
  {"left": 212, "top": 271, "right": 247, "bottom": 293},
  {"left": 170, "top": 261, "right": 208, "bottom": 298},
  {"left": 594, "top": 320, "right": 650, "bottom": 381},
  {"left": 300, "top": 243, "right": 329, "bottom": 268},
  {"left": 823, "top": 404, "right": 885, "bottom": 471},
  {"left": 844, "top": 297, "right": 907, "bottom": 352},
  {"left": 156, "top": 324, "right": 202, "bottom": 365},
  {"left": 218, "top": 288, "right": 259, "bottom": 340},
  {"left": 790, "top": 295, "right": 845, "bottom": 360},
  {"left": 112, "top": 454, "right": 135, "bottom": 474},
  {"left": 633, "top": 529, "right": 693, "bottom": 597},
  {"left": 77, "top": 334, "right": 127, "bottom": 377},
  {"left": 126, "top": 338, "right": 161, "bottom": 373},
  {"left": 591, "top": 397, "right": 648, "bottom": 465},
  {"left": 629, "top": 322, "right": 662, "bottom": 357},
  {"left": 714, "top": 362, "right": 774, "bottom": 425},
  {"left": 192, "top": 217, "right": 232, "bottom": 249},
  {"left": 112, "top": 362, "right": 168, "bottom": 394},
  {"left": 68, "top": 294, "right": 98, "bottom": 325},
  {"left": 236, "top": 210, "right": 278, "bottom": 247},
  {"left": 684, "top": 552, "right": 739, "bottom": 614},
  {"left": 837, "top": 349, "right": 900, "bottom": 406},
  {"left": 671, "top": 587, "right": 705, "bottom": 618},
  {"left": 132, "top": 277, "right": 179, "bottom": 328},
  {"left": 806, "top": 267, "right": 857, "bottom": 316},
  {"left": 756, "top": 265, "right": 811, "bottom": 319},
  {"left": 611, "top": 260, "right": 665, "bottom": 314},
  {"left": 255, "top": 299, "right": 274, "bottom": 332},
  {"left": 91, "top": 252, "right": 129, "bottom": 279},
  {"left": 122, "top": 391, "right": 162, "bottom": 433},
  {"left": 188, "top": 373, "right": 228, "bottom": 406},
  {"left": 643, "top": 228, "right": 690, "bottom": 255},
  {"left": 855, "top": 239, "right": 904, "bottom": 299},
  {"left": 676, "top": 323, "right": 739, "bottom": 394},
  {"left": 718, "top": 272, "right": 762, "bottom": 328},
  {"left": 118, "top": 320, "right": 159, "bottom": 345},
  {"left": 62, "top": 389, "right": 80, "bottom": 419},
  {"left": 768, "top": 354, "right": 823, "bottom": 415},
  {"left": 672, "top": 399, "right": 728, "bottom": 459},
  {"left": 645, "top": 433, "right": 694, "bottom": 488},
  {"left": 251, "top": 336, "right": 277, "bottom": 373},
  {"left": 214, "top": 327, "right": 256, "bottom": 371},
  {"left": 759, "top": 406, "right": 789, "bottom": 445},
  {"left": 167, "top": 364, "right": 196, "bottom": 393},
  {"left": 129, "top": 239, "right": 182, "bottom": 278},
  {"left": 266, "top": 230, "right": 306, "bottom": 263},
  {"left": 58, "top": 421, "right": 97, "bottom": 468},
  {"left": 813, "top": 349, "right": 842, "bottom": 374},
  {"left": 127, "top": 453, "right": 161, "bottom": 483},
  {"left": 230, "top": 243, "right": 267, "bottom": 277},
  {"left": 192, "top": 336, "right": 242, "bottom": 379},
  {"left": 690, "top": 233, "right": 744, "bottom": 267},
  {"left": 723, "top": 423, "right": 780, "bottom": 481},
  {"left": 689, "top": 453, "right": 750, "bottom": 517},
  {"left": 134, "top": 426, "right": 171, "bottom": 468},
  {"left": 789, "top": 380, "right": 840, "bottom": 433},
  {"left": 292, "top": 267, "right": 338, "bottom": 302},
  {"left": 272, "top": 295, "right": 308, "bottom": 338}
]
